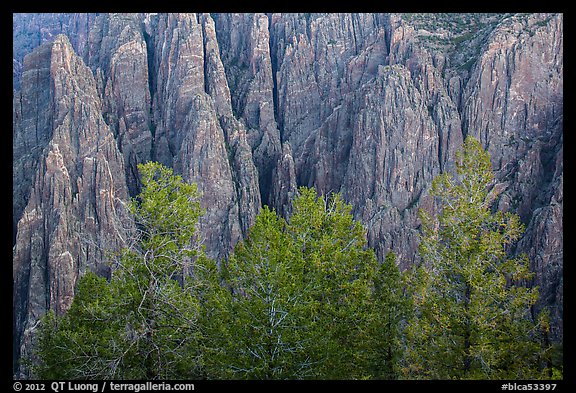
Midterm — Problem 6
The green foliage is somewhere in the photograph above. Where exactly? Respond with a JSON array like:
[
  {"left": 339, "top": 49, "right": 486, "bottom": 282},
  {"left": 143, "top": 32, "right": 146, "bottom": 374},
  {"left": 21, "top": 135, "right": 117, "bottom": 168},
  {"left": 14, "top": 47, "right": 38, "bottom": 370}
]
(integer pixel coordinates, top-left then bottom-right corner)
[
  {"left": 404, "top": 136, "right": 543, "bottom": 379},
  {"left": 367, "top": 251, "right": 412, "bottom": 379},
  {"left": 288, "top": 188, "right": 380, "bottom": 379},
  {"left": 534, "top": 308, "right": 564, "bottom": 379},
  {"left": 32, "top": 154, "right": 555, "bottom": 380},
  {"left": 33, "top": 273, "right": 117, "bottom": 379},
  {"left": 204, "top": 206, "right": 310, "bottom": 379},
  {"left": 130, "top": 161, "right": 204, "bottom": 273},
  {"left": 34, "top": 162, "right": 207, "bottom": 379},
  {"left": 206, "top": 188, "right": 405, "bottom": 379}
]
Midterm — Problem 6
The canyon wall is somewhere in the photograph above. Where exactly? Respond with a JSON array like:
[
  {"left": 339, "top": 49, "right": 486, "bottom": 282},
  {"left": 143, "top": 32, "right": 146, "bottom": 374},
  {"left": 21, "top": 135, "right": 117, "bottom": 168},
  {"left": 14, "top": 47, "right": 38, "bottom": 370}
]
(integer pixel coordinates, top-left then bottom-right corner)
[{"left": 13, "top": 13, "right": 563, "bottom": 377}]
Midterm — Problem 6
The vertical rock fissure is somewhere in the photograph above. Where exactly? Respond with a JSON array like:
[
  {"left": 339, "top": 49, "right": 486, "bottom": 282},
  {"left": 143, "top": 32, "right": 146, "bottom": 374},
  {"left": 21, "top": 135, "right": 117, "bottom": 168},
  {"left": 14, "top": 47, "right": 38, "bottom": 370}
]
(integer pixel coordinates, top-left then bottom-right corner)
[
  {"left": 267, "top": 13, "right": 281, "bottom": 137},
  {"left": 142, "top": 27, "right": 156, "bottom": 107},
  {"left": 267, "top": 13, "right": 283, "bottom": 136},
  {"left": 142, "top": 22, "right": 157, "bottom": 164},
  {"left": 201, "top": 18, "right": 210, "bottom": 96}
]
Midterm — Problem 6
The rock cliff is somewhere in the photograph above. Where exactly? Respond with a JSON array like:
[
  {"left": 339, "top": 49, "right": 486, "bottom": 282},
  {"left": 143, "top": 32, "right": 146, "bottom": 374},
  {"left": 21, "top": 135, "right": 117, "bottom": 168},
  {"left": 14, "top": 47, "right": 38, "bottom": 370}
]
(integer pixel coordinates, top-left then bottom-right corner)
[
  {"left": 13, "top": 13, "right": 563, "bottom": 377},
  {"left": 463, "top": 13, "right": 563, "bottom": 339},
  {"left": 13, "top": 35, "right": 130, "bottom": 375}
]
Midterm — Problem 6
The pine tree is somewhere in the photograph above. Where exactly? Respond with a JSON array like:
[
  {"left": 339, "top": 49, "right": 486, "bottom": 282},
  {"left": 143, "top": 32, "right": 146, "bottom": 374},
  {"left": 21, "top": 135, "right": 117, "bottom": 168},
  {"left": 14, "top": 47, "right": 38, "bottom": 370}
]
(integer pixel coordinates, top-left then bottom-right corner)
[
  {"left": 209, "top": 188, "right": 384, "bottom": 379},
  {"left": 204, "top": 206, "right": 312, "bottom": 379},
  {"left": 33, "top": 272, "right": 118, "bottom": 379},
  {"left": 34, "top": 162, "right": 208, "bottom": 379},
  {"left": 287, "top": 188, "right": 379, "bottom": 379},
  {"left": 534, "top": 308, "right": 563, "bottom": 379},
  {"left": 367, "top": 251, "right": 411, "bottom": 379},
  {"left": 404, "top": 136, "right": 541, "bottom": 379}
]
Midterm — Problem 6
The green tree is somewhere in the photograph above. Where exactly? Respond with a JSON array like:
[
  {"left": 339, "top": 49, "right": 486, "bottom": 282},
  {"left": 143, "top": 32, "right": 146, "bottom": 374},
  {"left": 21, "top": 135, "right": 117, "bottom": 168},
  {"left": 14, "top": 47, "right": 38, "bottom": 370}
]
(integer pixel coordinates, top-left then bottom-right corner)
[
  {"left": 34, "top": 162, "right": 208, "bottom": 379},
  {"left": 209, "top": 188, "right": 394, "bottom": 379},
  {"left": 288, "top": 188, "right": 380, "bottom": 379},
  {"left": 204, "top": 206, "right": 312, "bottom": 379},
  {"left": 33, "top": 272, "right": 118, "bottom": 379},
  {"left": 534, "top": 308, "right": 563, "bottom": 379},
  {"left": 404, "top": 136, "right": 541, "bottom": 379},
  {"left": 367, "top": 251, "right": 411, "bottom": 379}
]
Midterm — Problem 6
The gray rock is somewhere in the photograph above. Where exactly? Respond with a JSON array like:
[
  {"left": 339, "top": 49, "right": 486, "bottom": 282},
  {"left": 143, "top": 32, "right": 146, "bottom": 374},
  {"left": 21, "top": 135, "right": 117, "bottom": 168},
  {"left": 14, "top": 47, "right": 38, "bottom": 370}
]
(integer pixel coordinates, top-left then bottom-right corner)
[
  {"left": 12, "top": 13, "right": 563, "bottom": 376},
  {"left": 13, "top": 35, "right": 130, "bottom": 377}
]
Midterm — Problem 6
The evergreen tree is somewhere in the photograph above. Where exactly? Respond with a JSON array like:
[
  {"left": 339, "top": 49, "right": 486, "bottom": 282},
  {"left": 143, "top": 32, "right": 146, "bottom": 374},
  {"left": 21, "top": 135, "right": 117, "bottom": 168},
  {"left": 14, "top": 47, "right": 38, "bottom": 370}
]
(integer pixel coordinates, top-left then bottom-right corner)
[
  {"left": 367, "top": 251, "right": 411, "bottom": 379},
  {"left": 34, "top": 162, "right": 207, "bottom": 379},
  {"left": 204, "top": 206, "right": 312, "bottom": 379},
  {"left": 404, "top": 136, "right": 541, "bottom": 379},
  {"left": 33, "top": 272, "right": 118, "bottom": 379},
  {"left": 35, "top": 150, "right": 553, "bottom": 380},
  {"left": 534, "top": 308, "right": 563, "bottom": 379},
  {"left": 287, "top": 188, "right": 379, "bottom": 379},
  {"left": 209, "top": 188, "right": 389, "bottom": 379}
]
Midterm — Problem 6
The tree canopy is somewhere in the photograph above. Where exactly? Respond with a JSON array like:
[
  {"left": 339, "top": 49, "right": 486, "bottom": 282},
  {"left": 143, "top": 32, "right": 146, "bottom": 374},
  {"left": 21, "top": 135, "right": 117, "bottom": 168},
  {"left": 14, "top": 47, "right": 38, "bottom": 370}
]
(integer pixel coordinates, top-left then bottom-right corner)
[
  {"left": 403, "top": 136, "right": 547, "bottom": 379},
  {"left": 34, "top": 162, "right": 207, "bottom": 379},
  {"left": 33, "top": 142, "right": 559, "bottom": 380}
]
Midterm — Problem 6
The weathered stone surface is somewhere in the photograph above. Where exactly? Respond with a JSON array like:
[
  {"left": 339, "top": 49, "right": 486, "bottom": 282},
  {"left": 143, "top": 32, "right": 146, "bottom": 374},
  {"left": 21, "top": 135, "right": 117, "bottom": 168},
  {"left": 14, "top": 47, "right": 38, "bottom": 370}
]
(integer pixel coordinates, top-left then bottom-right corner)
[
  {"left": 299, "top": 63, "right": 446, "bottom": 267},
  {"left": 214, "top": 13, "right": 282, "bottom": 206},
  {"left": 268, "top": 13, "right": 464, "bottom": 267},
  {"left": 270, "top": 142, "right": 297, "bottom": 218},
  {"left": 462, "top": 13, "right": 563, "bottom": 340},
  {"left": 201, "top": 13, "right": 262, "bottom": 235},
  {"left": 85, "top": 13, "right": 153, "bottom": 195},
  {"left": 13, "top": 13, "right": 563, "bottom": 376},
  {"left": 13, "top": 13, "right": 99, "bottom": 92},
  {"left": 269, "top": 13, "right": 388, "bottom": 151},
  {"left": 150, "top": 13, "right": 207, "bottom": 168},
  {"left": 13, "top": 35, "right": 129, "bottom": 377},
  {"left": 147, "top": 13, "right": 261, "bottom": 260}
]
